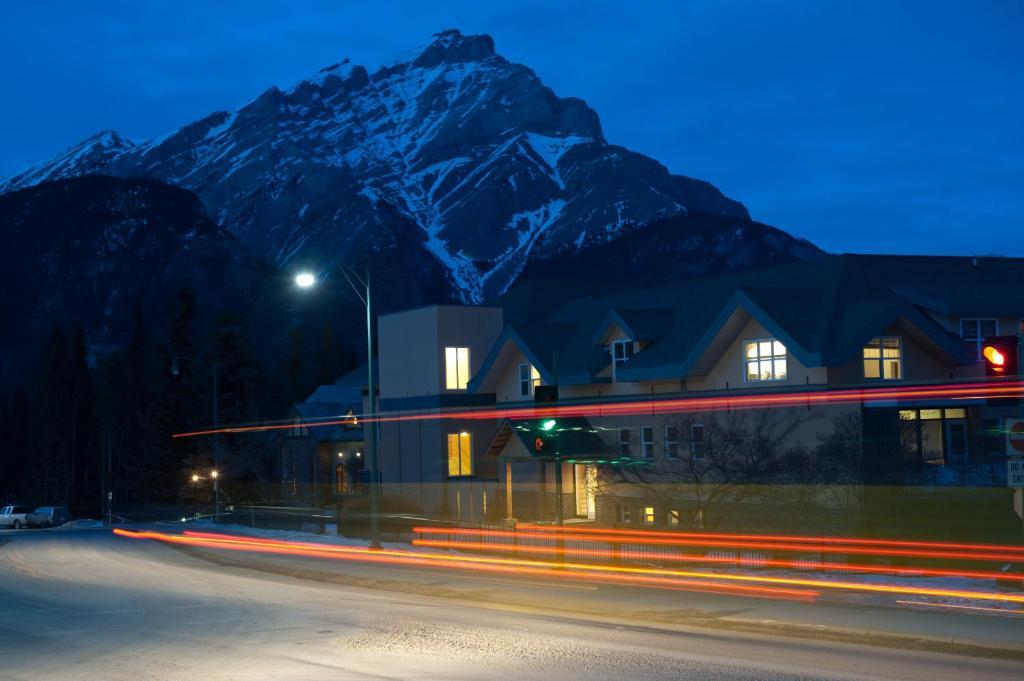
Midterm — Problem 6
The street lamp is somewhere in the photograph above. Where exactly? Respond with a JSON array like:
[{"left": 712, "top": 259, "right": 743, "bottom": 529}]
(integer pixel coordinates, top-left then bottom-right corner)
[
  {"left": 295, "top": 266, "right": 381, "bottom": 550},
  {"left": 190, "top": 470, "right": 222, "bottom": 523}
]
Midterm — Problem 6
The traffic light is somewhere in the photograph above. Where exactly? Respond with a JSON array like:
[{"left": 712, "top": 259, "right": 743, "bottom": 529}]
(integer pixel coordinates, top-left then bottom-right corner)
[{"left": 982, "top": 335, "right": 1020, "bottom": 377}]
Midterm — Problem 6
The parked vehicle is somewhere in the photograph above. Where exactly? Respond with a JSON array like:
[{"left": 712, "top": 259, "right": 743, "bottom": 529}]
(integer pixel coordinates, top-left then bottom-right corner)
[
  {"left": 0, "top": 505, "right": 33, "bottom": 529},
  {"left": 25, "top": 506, "right": 71, "bottom": 528}
]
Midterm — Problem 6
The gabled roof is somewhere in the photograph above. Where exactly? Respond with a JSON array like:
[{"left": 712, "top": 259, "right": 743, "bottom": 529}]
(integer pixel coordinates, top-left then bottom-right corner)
[
  {"left": 483, "top": 254, "right": 997, "bottom": 386},
  {"left": 591, "top": 307, "right": 674, "bottom": 345},
  {"left": 290, "top": 363, "right": 369, "bottom": 443}
]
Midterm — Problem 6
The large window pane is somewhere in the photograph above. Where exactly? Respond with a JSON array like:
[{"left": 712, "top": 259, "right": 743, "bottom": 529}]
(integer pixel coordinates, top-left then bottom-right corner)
[
  {"left": 863, "top": 337, "right": 901, "bottom": 380},
  {"left": 743, "top": 339, "right": 787, "bottom": 381},
  {"left": 447, "top": 432, "right": 472, "bottom": 476},
  {"left": 445, "top": 346, "right": 470, "bottom": 390}
]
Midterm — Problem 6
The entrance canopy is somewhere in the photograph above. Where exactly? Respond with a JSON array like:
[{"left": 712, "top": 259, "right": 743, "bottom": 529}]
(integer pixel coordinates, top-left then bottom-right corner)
[{"left": 485, "top": 416, "right": 642, "bottom": 466}]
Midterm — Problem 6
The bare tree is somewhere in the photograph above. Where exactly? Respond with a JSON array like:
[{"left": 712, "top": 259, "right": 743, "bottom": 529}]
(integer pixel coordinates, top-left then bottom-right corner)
[{"left": 596, "top": 407, "right": 812, "bottom": 529}]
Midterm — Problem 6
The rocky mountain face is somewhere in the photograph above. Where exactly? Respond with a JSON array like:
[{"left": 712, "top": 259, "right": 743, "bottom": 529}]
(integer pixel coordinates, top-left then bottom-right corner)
[
  {"left": 0, "top": 176, "right": 268, "bottom": 390},
  {"left": 521, "top": 211, "right": 822, "bottom": 288},
  {"left": 1, "top": 30, "right": 813, "bottom": 306}
]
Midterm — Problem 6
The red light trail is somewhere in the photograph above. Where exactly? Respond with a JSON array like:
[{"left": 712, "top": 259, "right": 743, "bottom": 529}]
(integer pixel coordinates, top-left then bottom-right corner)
[
  {"left": 411, "top": 538, "right": 1024, "bottom": 582},
  {"left": 512, "top": 523, "right": 1024, "bottom": 557},
  {"left": 412, "top": 526, "right": 1024, "bottom": 563},
  {"left": 114, "top": 529, "right": 1024, "bottom": 606},
  {"left": 171, "top": 379, "right": 1024, "bottom": 438}
]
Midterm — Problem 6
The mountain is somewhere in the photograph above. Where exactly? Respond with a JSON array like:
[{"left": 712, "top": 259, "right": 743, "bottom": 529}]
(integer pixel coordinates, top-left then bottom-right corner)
[
  {"left": 0, "top": 176, "right": 267, "bottom": 390},
  {"left": 0, "top": 29, "right": 815, "bottom": 305},
  {"left": 521, "top": 211, "right": 822, "bottom": 287}
]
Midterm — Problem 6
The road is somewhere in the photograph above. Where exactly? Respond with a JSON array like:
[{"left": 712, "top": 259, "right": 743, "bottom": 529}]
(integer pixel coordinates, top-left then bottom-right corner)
[{"left": 1, "top": 529, "right": 1022, "bottom": 681}]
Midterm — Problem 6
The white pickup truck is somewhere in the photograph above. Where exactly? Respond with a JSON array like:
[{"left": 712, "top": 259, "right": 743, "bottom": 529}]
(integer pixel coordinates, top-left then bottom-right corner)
[{"left": 0, "top": 505, "right": 33, "bottom": 529}]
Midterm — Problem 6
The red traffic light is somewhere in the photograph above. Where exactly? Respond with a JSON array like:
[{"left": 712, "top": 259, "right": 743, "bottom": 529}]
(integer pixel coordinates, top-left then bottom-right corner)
[
  {"left": 983, "top": 345, "right": 1005, "bottom": 370},
  {"left": 982, "top": 335, "right": 1018, "bottom": 377}
]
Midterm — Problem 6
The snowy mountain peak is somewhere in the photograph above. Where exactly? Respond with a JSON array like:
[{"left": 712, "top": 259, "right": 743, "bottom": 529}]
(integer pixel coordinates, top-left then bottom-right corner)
[
  {"left": 1, "top": 129, "right": 135, "bottom": 192},
  {"left": 412, "top": 29, "right": 496, "bottom": 68},
  {"left": 0, "top": 30, "right": 791, "bottom": 306}
]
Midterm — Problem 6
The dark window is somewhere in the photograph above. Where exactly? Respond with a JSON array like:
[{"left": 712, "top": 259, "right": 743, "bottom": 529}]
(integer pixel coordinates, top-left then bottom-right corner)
[
  {"left": 640, "top": 426, "right": 654, "bottom": 459},
  {"left": 690, "top": 424, "right": 706, "bottom": 459},
  {"left": 664, "top": 425, "right": 679, "bottom": 459}
]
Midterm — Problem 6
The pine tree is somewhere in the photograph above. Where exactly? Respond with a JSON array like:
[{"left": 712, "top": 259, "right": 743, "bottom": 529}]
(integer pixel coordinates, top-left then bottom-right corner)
[{"left": 134, "top": 286, "right": 204, "bottom": 505}]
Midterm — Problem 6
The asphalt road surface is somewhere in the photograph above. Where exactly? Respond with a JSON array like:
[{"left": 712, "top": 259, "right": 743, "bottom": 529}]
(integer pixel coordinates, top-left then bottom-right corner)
[{"left": 1, "top": 529, "right": 1022, "bottom": 681}]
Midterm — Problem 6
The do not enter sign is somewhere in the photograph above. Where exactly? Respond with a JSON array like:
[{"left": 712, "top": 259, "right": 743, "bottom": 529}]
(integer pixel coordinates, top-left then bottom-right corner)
[{"left": 1008, "top": 419, "right": 1024, "bottom": 454}]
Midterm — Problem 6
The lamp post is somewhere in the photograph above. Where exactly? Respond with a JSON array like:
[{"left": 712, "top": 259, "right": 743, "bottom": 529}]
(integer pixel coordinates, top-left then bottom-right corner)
[
  {"left": 174, "top": 356, "right": 220, "bottom": 523},
  {"left": 295, "top": 266, "right": 381, "bottom": 550},
  {"left": 191, "top": 470, "right": 221, "bottom": 522}
]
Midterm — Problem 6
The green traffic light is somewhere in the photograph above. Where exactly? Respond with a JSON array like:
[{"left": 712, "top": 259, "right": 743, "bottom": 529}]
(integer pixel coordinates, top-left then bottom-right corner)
[{"left": 540, "top": 419, "right": 557, "bottom": 431}]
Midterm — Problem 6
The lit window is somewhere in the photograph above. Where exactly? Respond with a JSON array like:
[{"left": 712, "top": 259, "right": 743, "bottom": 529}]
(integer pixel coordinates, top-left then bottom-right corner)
[
  {"left": 518, "top": 362, "right": 541, "bottom": 397},
  {"left": 445, "top": 347, "right": 470, "bottom": 390},
  {"left": 863, "top": 337, "right": 901, "bottom": 380},
  {"left": 447, "top": 432, "right": 473, "bottom": 476},
  {"left": 898, "top": 408, "right": 969, "bottom": 466},
  {"left": 690, "top": 424, "right": 706, "bottom": 460},
  {"left": 961, "top": 319, "right": 998, "bottom": 361},
  {"left": 668, "top": 509, "right": 680, "bottom": 526},
  {"left": 744, "top": 339, "right": 787, "bottom": 381},
  {"left": 664, "top": 425, "right": 679, "bottom": 459},
  {"left": 640, "top": 426, "right": 654, "bottom": 459},
  {"left": 642, "top": 506, "right": 655, "bottom": 525},
  {"left": 618, "top": 427, "right": 631, "bottom": 457},
  {"left": 618, "top": 504, "right": 631, "bottom": 523}
]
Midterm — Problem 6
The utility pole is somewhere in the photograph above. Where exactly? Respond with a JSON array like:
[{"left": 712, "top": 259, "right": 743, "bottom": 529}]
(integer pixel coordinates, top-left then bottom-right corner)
[
  {"left": 294, "top": 265, "right": 381, "bottom": 549},
  {"left": 212, "top": 362, "right": 220, "bottom": 524},
  {"left": 365, "top": 267, "right": 381, "bottom": 549}
]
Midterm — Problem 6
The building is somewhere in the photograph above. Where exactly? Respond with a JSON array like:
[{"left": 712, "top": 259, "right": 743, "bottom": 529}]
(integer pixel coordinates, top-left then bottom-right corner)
[
  {"left": 369, "top": 255, "right": 1024, "bottom": 530},
  {"left": 281, "top": 366, "right": 367, "bottom": 501}
]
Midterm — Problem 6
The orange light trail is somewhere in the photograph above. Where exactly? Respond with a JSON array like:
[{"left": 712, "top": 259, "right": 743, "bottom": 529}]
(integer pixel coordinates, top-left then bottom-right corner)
[
  {"left": 412, "top": 526, "right": 1024, "bottom": 563},
  {"left": 114, "top": 529, "right": 1024, "bottom": 605},
  {"left": 411, "top": 538, "right": 1024, "bottom": 582},
  {"left": 113, "top": 529, "right": 816, "bottom": 601},
  {"left": 171, "top": 380, "right": 1024, "bottom": 438},
  {"left": 513, "top": 523, "right": 1024, "bottom": 557}
]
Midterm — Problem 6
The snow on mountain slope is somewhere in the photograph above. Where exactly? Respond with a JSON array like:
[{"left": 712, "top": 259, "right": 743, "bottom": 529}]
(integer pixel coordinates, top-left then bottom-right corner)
[{"left": 2, "top": 29, "right": 800, "bottom": 304}]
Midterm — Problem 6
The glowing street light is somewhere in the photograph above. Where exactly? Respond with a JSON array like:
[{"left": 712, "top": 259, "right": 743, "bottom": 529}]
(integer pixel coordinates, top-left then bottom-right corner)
[{"left": 294, "top": 272, "right": 316, "bottom": 288}]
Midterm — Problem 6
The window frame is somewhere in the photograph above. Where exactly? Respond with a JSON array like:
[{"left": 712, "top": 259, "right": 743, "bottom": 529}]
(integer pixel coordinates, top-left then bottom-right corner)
[
  {"left": 898, "top": 408, "right": 969, "bottom": 466},
  {"left": 742, "top": 337, "right": 788, "bottom": 382},
  {"left": 446, "top": 431, "right": 473, "bottom": 477},
  {"left": 518, "top": 362, "right": 541, "bottom": 397},
  {"left": 664, "top": 424, "right": 679, "bottom": 459},
  {"left": 618, "top": 504, "right": 632, "bottom": 523},
  {"left": 960, "top": 318, "right": 999, "bottom": 362},
  {"left": 618, "top": 426, "right": 631, "bottom": 457},
  {"left": 642, "top": 506, "right": 656, "bottom": 526},
  {"left": 611, "top": 339, "right": 636, "bottom": 381},
  {"left": 444, "top": 346, "right": 471, "bottom": 391},
  {"left": 690, "top": 423, "right": 706, "bottom": 460},
  {"left": 862, "top": 336, "right": 903, "bottom": 381},
  {"left": 668, "top": 509, "right": 681, "bottom": 526},
  {"left": 640, "top": 425, "right": 654, "bottom": 459}
]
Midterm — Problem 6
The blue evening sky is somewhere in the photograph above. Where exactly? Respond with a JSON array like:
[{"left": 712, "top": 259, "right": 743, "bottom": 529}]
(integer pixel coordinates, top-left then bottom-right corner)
[{"left": 1, "top": 1, "right": 1021, "bottom": 255}]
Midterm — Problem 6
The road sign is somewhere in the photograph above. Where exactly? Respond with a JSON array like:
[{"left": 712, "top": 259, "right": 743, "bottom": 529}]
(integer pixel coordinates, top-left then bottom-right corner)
[
  {"left": 1006, "top": 418, "right": 1024, "bottom": 455},
  {"left": 1009, "top": 458, "right": 1024, "bottom": 488}
]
